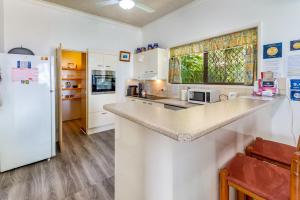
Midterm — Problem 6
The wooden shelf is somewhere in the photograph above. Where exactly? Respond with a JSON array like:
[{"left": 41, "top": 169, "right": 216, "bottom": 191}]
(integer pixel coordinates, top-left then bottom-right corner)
[
  {"left": 62, "top": 97, "right": 81, "bottom": 101},
  {"left": 62, "top": 68, "right": 82, "bottom": 71},
  {"left": 62, "top": 78, "right": 82, "bottom": 80},
  {"left": 62, "top": 88, "right": 82, "bottom": 91}
]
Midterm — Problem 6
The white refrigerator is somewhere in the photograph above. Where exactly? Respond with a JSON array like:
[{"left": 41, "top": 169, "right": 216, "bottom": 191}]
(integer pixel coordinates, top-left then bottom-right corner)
[{"left": 0, "top": 53, "right": 56, "bottom": 172}]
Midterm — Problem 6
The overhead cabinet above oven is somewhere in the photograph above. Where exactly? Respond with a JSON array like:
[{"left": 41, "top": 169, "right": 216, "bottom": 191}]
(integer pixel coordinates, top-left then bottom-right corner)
[
  {"left": 88, "top": 52, "right": 118, "bottom": 71},
  {"left": 133, "top": 48, "right": 168, "bottom": 80}
]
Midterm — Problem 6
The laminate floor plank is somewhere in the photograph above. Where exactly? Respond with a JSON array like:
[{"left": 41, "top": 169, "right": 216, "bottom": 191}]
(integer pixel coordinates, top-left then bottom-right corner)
[{"left": 0, "top": 120, "right": 115, "bottom": 200}]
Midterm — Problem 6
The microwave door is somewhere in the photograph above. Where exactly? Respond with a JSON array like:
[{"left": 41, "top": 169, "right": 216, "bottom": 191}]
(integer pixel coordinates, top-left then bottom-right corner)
[{"left": 192, "top": 92, "right": 206, "bottom": 102}]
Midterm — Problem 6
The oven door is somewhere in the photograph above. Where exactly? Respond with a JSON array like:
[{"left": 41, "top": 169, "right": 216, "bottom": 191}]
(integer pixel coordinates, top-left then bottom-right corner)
[
  {"left": 188, "top": 91, "right": 206, "bottom": 104},
  {"left": 92, "top": 70, "right": 116, "bottom": 94}
]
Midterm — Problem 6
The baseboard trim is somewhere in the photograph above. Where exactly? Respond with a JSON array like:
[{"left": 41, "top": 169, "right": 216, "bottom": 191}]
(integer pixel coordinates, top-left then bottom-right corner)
[{"left": 87, "top": 124, "right": 115, "bottom": 135}]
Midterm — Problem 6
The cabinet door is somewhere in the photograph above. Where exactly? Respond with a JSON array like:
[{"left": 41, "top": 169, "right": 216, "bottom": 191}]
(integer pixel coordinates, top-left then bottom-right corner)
[
  {"left": 157, "top": 49, "right": 168, "bottom": 80},
  {"left": 89, "top": 94, "right": 116, "bottom": 114},
  {"left": 145, "top": 49, "right": 158, "bottom": 74},
  {"left": 89, "top": 52, "right": 104, "bottom": 68},
  {"left": 89, "top": 112, "right": 114, "bottom": 128},
  {"left": 103, "top": 54, "right": 117, "bottom": 70},
  {"left": 133, "top": 53, "right": 146, "bottom": 79}
]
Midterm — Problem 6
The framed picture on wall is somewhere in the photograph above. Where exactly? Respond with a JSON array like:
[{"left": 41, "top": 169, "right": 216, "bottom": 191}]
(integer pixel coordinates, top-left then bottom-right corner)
[{"left": 119, "top": 51, "right": 131, "bottom": 62}]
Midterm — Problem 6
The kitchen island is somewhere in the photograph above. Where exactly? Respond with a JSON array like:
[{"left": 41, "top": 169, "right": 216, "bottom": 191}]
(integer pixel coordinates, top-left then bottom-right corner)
[{"left": 104, "top": 96, "right": 284, "bottom": 200}]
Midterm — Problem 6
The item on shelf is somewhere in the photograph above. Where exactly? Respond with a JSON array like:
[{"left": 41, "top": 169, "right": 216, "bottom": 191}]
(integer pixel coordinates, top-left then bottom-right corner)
[
  {"left": 153, "top": 43, "right": 159, "bottom": 48},
  {"left": 64, "top": 94, "right": 75, "bottom": 99},
  {"left": 65, "top": 82, "right": 72, "bottom": 88},
  {"left": 136, "top": 48, "right": 142, "bottom": 54},
  {"left": 147, "top": 44, "right": 153, "bottom": 50},
  {"left": 67, "top": 63, "right": 76, "bottom": 69},
  {"left": 72, "top": 85, "right": 78, "bottom": 88},
  {"left": 141, "top": 47, "right": 147, "bottom": 52}
]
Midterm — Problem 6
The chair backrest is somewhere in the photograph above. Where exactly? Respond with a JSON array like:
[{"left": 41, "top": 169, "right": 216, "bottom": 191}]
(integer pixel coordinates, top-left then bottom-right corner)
[{"left": 290, "top": 152, "right": 300, "bottom": 200}]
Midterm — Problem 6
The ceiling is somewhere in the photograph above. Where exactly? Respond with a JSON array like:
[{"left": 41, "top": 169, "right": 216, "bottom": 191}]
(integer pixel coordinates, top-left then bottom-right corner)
[{"left": 42, "top": 0, "right": 195, "bottom": 27}]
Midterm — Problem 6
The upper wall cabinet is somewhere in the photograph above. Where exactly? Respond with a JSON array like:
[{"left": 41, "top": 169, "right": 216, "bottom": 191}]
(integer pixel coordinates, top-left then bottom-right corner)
[
  {"left": 88, "top": 52, "right": 117, "bottom": 71},
  {"left": 133, "top": 48, "right": 168, "bottom": 80}
]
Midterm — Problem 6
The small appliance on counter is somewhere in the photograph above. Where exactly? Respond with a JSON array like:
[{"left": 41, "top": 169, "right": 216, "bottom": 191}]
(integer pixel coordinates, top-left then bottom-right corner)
[
  {"left": 188, "top": 89, "right": 220, "bottom": 104},
  {"left": 138, "top": 82, "right": 145, "bottom": 97},
  {"left": 254, "top": 72, "right": 279, "bottom": 97},
  {"left": 127, "top": 85, "right": 138, "bottom": 96},
  {"left": 180, "top": 89, "right": 189, "bottom": 101}
]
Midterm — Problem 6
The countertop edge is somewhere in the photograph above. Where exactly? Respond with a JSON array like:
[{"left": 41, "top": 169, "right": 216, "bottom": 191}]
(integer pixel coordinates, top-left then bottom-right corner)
[
  {"left": 105, "top": 96, "right": 284, "bottom": 143},
  {"left": 189, "top": 97, "right": 282, "bottom": 141},
  {"left": 104, "top": 104, "right": 180, "bottom": 141}
]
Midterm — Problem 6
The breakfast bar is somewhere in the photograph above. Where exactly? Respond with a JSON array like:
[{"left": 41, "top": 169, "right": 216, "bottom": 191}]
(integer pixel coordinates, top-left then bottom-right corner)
[{"left": 104, "top": 96, "right": 284, "bottom": 200}]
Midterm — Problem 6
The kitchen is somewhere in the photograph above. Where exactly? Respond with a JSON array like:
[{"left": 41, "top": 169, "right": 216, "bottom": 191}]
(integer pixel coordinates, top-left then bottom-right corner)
[{"left": 1, "top": 0, "right": 300, "bottom": 200}]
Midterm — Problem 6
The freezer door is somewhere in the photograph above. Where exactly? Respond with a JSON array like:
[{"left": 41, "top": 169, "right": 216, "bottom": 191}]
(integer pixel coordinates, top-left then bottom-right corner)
[{"left": 0, "top": 54, "right": 53, "bottom": 172}]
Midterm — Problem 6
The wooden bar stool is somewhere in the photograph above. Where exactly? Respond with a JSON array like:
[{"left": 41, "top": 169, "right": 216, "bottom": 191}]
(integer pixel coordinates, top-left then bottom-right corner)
[
  {"left": 246, "top": 136, "right": 300, "bottom": 169},
  {"left": 219, "top": 153, "right": 300, "bottom": 200}
]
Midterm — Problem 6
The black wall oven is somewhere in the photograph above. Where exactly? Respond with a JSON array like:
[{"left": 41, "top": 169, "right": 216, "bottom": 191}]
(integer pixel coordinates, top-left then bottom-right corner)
[{"left": 92, "top": 70, "right": 116, "bottom": 94}]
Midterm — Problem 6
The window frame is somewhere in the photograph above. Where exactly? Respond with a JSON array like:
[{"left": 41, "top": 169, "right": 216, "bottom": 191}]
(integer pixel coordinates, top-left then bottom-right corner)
[{"left": 171, "top": 50, "right": 257, "bottom": 86}]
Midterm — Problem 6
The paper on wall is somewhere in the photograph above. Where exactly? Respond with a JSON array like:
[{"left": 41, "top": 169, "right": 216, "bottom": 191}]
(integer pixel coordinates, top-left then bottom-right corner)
[
  {"left": 262, "top": 58, "right": 283, "bottom": 78},
  {"left": 287, "top": 54, "right": 300, "bottom": 77},
  {"left": 12, "top": 68, "right": 39, "bottom": 82}
]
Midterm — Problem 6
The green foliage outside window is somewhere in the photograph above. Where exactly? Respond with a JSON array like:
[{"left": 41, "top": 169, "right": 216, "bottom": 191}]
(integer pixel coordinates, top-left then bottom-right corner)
[
  {"left": 208, "top": 47, "right": 246, "bottom": 84},
  {"left": 176, "top": 46, "right": 248, "bottom": 85},
  {"left": 179, "top": 54, "right": 204, "bottom": 84}
]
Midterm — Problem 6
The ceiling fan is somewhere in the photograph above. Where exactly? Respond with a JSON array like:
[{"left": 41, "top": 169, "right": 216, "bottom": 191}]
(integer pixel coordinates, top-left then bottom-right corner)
[{"left": 97, "top": 0, "right": 155, "bottom": 13}]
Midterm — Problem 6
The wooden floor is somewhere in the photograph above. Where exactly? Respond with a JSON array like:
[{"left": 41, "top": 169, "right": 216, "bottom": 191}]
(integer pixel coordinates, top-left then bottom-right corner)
[{"left": 0, "top": 120, "right": 115, "bottom": 200}]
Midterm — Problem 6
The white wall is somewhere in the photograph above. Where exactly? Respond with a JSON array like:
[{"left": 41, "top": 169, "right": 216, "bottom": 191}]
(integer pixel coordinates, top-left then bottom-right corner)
[
  {"left": 0, "top": 0, "right": 4, "bottom": 52},
  {"left": 142, "top": 0, "right": 300, "bottom": 144},
  {"left": 2, "top": 0, "right": 142, "bottom": 101}
]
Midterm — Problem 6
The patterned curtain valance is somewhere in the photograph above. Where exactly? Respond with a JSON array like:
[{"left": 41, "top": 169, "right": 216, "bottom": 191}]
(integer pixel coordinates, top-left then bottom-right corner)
[{"left": 170, "top": 28, "right": 257, "bottom": 57}]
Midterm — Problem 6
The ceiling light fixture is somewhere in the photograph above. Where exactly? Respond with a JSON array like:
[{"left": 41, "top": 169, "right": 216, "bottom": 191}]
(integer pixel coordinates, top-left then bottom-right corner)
[{"left": 119, "top": 0, "right": 135, "bottom": 10}]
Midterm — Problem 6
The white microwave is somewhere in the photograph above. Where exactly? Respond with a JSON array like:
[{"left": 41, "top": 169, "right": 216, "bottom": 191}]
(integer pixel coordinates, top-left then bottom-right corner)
[{"left": 188, "top": 89, "right": 220, "bottom": 104}]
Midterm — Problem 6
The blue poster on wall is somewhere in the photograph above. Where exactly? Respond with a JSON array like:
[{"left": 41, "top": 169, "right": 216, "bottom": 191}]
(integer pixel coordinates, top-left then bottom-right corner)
[
  {"left": 290, "top": 79, "right": 300, "bottom": 101},
  {"left": 290, "top": 79, "right": 300, "bottom": 90},
  {"left": 263, "top": 43, "right": 282, "bottom": 59},
  {"left": 290, "top": 40, "right": 300, "bottom": 51}
]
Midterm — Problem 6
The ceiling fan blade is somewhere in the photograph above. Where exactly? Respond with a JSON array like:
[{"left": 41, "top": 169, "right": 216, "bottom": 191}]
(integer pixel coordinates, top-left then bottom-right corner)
[
  {"left": 135, "top": 2, "right": 155, "bottom": 13},
  {"left": 97, "top": 0, "right": 119, "bottom": 6}
]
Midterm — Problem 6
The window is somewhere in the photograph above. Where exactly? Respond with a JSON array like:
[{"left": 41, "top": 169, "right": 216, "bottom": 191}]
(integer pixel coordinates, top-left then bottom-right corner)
[
  {"left": 207, "top": 46, "right": 247, "bottom": 84},
  {"left": 169, "top": 28, "right": 257, "bottom": 85},
  {"left": 180, "top": 54, "right": 204, "bottom": 84}
]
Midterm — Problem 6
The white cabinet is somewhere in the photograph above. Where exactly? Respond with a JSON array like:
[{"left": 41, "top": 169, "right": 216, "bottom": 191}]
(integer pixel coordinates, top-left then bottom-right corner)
[
  {"left": 127, "top": 98, "right": 164, "bottom": 108},
  {"left": 88, "top": 52, "right": 103, "bottom": 68},
  {"left": 88, "top": 52, "right": 117, "bottom": 70},
  {"left": 103, "top": 54, "right": 118, "bottom": 71},
  {"left": 87, "top": 51, "right": 118, "bottom": 133},
  {"left": 133, "top": 48, "right": 168, "bottom": 80},
  {"left": 89, "top": 111, "right": 114, "bottom": 129},
  {"left": 88, "top": 94, "right": 117, "bottom": 131}
]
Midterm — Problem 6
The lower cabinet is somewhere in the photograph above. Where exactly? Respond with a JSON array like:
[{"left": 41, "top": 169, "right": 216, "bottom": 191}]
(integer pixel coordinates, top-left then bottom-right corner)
[
  {"left": 127, "top": 98, "right": 164, "bottom": 108},
  {"left": 88, "top": 94, "right": 116, "bottom": 134},
  {"left": 89, "top": 111, "right": 114, "bottom": 129}
]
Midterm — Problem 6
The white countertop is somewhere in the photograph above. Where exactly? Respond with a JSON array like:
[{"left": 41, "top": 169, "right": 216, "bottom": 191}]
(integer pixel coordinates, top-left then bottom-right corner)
[{"left": 104, "top": 96, "right": 283, "bottom": 142}]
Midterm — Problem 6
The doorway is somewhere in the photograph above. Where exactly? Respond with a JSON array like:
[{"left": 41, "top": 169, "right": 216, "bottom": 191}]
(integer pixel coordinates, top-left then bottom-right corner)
[{"left": 57, "top": 45, "right": 88, "bottom": 151}]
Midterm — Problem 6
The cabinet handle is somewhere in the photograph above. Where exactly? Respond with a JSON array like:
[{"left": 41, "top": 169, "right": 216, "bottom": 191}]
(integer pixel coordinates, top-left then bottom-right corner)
[
  {"left": 131, "top": 99, "right": 136, "bottom": 102},
  {"left": 106, "top": 66, "right": 110, "bottom": 68},
  {"left": 97, "top": 65, "right": 103, "bottom": 67},
  {"left": 148, "top": 103, "right": 152, "bottom": 105},
  {"left": 101, "top": 112, "right": 108, "bottom": 115},
  {"left": 142, "top": 102, "right": 147, "bottom": 104}
]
